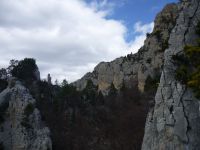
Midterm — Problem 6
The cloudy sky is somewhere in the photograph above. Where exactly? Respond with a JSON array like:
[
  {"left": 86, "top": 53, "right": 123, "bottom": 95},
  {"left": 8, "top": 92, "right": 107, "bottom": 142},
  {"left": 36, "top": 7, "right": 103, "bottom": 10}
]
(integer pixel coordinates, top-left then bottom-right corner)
[{"left": 0, "top": 0, "right": 177, "bottom": 83}]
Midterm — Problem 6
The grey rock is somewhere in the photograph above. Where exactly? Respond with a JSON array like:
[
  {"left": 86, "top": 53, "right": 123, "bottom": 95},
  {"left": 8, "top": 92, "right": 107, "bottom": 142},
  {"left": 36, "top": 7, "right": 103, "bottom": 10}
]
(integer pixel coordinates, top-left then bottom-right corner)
[
  {"left": 73, "top": 3, "right": 178, "bottom": 94},
  {"left": 0, "top": 78, "right": 52, "bottom": 150},
  {"left": 142, "top": 0, "right": 200, "bottom": 149}
]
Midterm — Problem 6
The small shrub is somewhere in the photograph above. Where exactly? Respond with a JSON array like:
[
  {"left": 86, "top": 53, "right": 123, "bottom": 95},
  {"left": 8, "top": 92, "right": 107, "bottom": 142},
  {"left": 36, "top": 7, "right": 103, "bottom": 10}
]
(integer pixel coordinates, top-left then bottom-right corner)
[
  {"left": 153, "top": 30, "right": 162, "bottom": 39},
  {"left": 146, "top": 58, "right": 152, "bottom": 64},
  {"left": 173, "top": 22, "right": 200, "bottom": 98},
  {"left": 144, "top": 75, "right": 160, "bottom": 92},
  {"left": 196, "top": 22, "right": 200, "bottom": 35},
  {"left": 24, "top": 103, "right": 34, "bottom": 116},
  {"left": 21, "top": 103, "right": 34, "bottom": 129},
  {"left": 161, "top": 16, "right": 170, "bottom": 24},
  {"left": 187, "top": 72, "right": 200, "bottom": 97},
  {"left": 21, "top": 117, "right": 32, "bottom": 129},
  {"left": 0, "top": 101, "right": 9, "bottom": 125},
  {"left": 127, "top": 54, "right": 132, "bottom": 61},
  {"left": 162, "top": 40, "right": 169, "bottom": 51},
  {"left": 175, "top": 65, "right": 188, "bottom": 84},
  {"left": 184, "top": 45, "right": 200, "bottom": 66},
  {"left": 146, "top": 33, "right": 151, "bottom": 37},
  {"left": 172, "top": 54, "right": 189, "bottom": 65}
]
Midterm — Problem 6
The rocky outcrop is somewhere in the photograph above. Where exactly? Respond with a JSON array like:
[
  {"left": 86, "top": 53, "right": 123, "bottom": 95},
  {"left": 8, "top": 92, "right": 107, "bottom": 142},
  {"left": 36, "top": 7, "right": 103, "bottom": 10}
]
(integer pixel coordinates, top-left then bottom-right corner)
[
  {"left": 73, "top": 3, "right": 178, "bottom": 93},
  {"left": 142, "top": 0, "right": 200, "bottom": 149},
  {"left": 0, "top": 78, "right": 52, "bottom": 150}
]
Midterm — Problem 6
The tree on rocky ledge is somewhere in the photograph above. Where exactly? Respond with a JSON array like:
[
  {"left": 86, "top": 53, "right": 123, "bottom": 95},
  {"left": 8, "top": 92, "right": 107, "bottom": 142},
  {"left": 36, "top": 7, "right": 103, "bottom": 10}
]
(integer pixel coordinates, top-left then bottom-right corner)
[{"left": 11, "top": 58, "right": 39, "bottom": 81}]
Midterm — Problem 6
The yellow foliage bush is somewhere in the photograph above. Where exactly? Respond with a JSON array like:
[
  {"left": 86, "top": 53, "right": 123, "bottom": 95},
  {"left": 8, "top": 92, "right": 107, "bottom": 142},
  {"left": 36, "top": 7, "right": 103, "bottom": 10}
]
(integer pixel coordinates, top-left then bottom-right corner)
[{"left": 173, "top": 22, "right": 200, "bottom": 98}]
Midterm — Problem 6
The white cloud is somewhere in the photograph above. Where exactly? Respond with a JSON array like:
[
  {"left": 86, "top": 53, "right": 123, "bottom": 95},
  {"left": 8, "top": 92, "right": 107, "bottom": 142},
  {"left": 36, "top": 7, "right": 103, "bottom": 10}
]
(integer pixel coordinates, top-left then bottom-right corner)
[
  {"left": 127, "top": 21, "right": 154, "bottom": 54},
  {"left": 89, "top": 0, "right": 113, "bottom": 12},
  {"left": 134, "top": 21, "right": 154, "bottom": 34},
  {"left": 0, "top": 0, "right": 153, "bottom": 82}
]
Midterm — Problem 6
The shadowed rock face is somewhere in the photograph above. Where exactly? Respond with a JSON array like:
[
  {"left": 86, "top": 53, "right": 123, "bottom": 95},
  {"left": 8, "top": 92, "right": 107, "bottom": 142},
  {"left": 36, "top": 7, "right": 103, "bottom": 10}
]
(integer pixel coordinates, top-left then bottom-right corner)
[
  {"left": 0, "top": 78, "right": 52, "bottom": 150},
  {"left": 73, "top": 3, "right": 178, "bottom": 94},
  {"left": 142, "top": 0, "right": 200, "bottom": 149}
]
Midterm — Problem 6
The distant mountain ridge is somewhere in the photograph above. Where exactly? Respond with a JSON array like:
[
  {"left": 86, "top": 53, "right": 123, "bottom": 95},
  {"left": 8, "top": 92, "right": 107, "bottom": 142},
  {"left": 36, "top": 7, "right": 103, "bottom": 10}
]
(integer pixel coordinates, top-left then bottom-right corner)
[{"left": 73, "top": 3, "right": 178, "bottom": 94}]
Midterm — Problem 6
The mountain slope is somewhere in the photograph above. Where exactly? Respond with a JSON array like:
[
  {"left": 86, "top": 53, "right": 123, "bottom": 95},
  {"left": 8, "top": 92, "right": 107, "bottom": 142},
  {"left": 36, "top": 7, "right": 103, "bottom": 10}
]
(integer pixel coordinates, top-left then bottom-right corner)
[{"left": 73, "top": 3, "right": 178, "bottom": 93}]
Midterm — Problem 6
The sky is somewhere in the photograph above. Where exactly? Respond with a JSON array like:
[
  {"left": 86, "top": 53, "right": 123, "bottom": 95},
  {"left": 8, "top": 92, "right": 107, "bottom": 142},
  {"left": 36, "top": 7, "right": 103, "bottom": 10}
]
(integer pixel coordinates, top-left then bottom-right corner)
[{"left": 0, "top": 0, "right": 178, "bottom": 83}]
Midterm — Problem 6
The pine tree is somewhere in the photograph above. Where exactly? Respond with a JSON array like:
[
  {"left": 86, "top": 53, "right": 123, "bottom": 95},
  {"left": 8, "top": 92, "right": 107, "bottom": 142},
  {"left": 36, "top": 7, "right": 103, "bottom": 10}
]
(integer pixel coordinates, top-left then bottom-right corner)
[{"left": 108, "top": 83, "right": 117, "bottom": 97}]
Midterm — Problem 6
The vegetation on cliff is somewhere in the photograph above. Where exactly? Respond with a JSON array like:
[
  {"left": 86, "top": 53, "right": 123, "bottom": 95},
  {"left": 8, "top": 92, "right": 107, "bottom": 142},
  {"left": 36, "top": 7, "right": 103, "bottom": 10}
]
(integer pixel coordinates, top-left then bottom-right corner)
[
  {"left": 11, "top": 58, "right": 38, "bottom": 81},
  {"left": 173, "top": 22, "right": 200, "bottom": 98},
  {"left": 21, "top": 103, "right": 35, "bottom": 129},
  {"left": 34, "top": 77, "right": 154, "bottom": 150}
]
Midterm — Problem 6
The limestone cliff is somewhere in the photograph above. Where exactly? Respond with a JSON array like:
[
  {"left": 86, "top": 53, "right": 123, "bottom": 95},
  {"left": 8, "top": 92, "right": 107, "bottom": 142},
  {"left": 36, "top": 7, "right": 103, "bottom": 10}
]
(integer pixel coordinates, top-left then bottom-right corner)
[
  {"left": 73, "top": 3, "right": 178, "bottom": 93},
  {"left": 0, "top": 78, "right": 52, "bottom": 150},
  {"left": 142, "top": 0, "right": 200, "bottom": 149}
]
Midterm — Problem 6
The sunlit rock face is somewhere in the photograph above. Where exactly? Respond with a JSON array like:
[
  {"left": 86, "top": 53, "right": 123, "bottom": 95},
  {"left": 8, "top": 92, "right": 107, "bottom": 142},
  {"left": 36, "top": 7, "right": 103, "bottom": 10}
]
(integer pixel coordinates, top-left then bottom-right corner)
[
  {"left": 0, "top": 78, "right": 52, "bottom": 150},
  {"left": 73, "top": 3, "right": 178, "bottom": 94},
  {"left": 142, "top": 0, "right": 200, "bottom": 149}
]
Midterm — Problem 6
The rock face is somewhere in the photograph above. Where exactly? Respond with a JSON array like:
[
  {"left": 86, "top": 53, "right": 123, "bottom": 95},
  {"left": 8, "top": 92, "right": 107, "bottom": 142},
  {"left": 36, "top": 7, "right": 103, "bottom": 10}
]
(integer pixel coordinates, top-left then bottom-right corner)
[
  {"left": 73, "top": 3, "right": 178, "bottom": 93},
  {"left": 142, "top": 0, "right": 200, "bottom": 149},
  {"left": 0, "top": 78, "right": 52, "bottom": 150}
]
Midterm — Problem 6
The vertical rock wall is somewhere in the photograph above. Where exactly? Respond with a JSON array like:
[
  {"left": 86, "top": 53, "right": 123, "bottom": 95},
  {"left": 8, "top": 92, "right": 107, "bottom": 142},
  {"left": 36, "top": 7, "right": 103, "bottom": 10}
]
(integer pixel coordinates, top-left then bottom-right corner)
[
  {"left": 142, "top": 0, "right": 200, "bottom": 149},
  {"left": 0, "top": 79, "right": 52, "bottom": 150},
  {"left": 73, "top": 3, "right": 178, "bottom": 93}
]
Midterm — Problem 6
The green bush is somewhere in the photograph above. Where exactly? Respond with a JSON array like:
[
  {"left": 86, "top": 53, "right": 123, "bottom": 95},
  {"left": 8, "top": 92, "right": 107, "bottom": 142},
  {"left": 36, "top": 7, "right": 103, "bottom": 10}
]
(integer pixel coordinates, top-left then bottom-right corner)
[
  {"left": 187, "top": 72, "right": 200, "bottom": 98},
  {"left": 175, "top": 65, "right": 188, "bottom": 84},
  {"left": 24, "top": 103, "right": 34, "bottom": 116},
  {"left": 146, "top": 58, "right": 152, "bottom": 64},
  {"left": 196, "top": 22, "right": 200, "bottom": 35},
  {"left": 21, "top": 117, "right": 32, "bottom": 129},
  {"left": 173, "top": 22, "right": 200, "bottom": 98},
  {"left": 21, "top": 103, "right": 34, "bottom": 129},
  {"left": 0, "top": 101, "right": 9, "bottom": 125},
  {"left": 144, "top": 75, "right": 160, "bottom": 92},
  {"left": 172, "top": 54, "right": 189, "bottom": 65},
  {"left": 184, "top": 44, "right": 200, "bottom": 98},
  {"left": 153, "top": 30, "right": 162, "bottom": 39},
  {"left": 146, "top": 33, "right": 151, "bottom": 37},
  {"left": 162, "top": 40, "right": 169, "bottom": 51}
]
